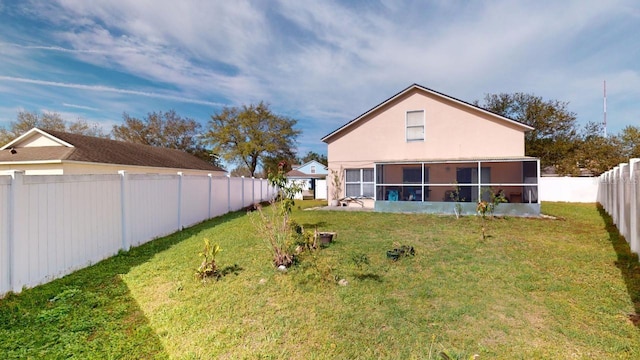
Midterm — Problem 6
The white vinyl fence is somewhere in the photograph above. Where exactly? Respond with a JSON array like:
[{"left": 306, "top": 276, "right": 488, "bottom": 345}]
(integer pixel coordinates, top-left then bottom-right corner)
[
  {"left": 0, "top": 171, "right": 275, "bottom": 297},
  {"left": 598, "top": 158, "right": 640, "bottom": 255},
  {"left": 539, "top": 177, "right": 599, "bottom": 202}
]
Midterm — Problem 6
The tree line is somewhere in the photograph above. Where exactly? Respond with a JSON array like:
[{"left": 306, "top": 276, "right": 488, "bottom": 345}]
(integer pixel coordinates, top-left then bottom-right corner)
[
  {"left": 1, "top": 93, "right": 637, "bottom": 177},
  {"left": 476, "top": 93, "right": 639, "bottom": 176}
]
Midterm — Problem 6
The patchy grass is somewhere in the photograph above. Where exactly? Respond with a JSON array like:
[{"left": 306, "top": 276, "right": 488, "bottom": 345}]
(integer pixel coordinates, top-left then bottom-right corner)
[{"left": 1, "top": 202, "right": 640, "bottom": 359}]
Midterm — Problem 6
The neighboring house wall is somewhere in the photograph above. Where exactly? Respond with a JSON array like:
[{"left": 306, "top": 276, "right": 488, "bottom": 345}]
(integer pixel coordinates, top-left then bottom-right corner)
[
  {"left": 0, "top": 128, "right": 226, "bottom": 176},
  {"left": 0, "top": 172, "right": 275, "bottom": 297},
  {"left": 295, "top": 160, "right": 328, "bottom": 175}
]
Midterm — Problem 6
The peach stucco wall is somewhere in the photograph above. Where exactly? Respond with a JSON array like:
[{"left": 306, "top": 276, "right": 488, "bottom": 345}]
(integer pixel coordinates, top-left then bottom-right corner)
[
  {"left": 325, "top": 88, "right": 528, "bottom": 203},
  {"left": 328, "top": 89, "right": 525, "bottom": 164}
]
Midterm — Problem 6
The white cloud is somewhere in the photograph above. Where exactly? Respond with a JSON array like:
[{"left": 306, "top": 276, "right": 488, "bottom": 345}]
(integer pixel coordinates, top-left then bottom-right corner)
[
  {"left": 3, "top": 0, "right": 639, "bottom": 152},
  {"left": 62, "top": 103, "right": 101, "bottom": 111},
  {"left": 0, "top": 76, "right": 226, "bottom": 106}
]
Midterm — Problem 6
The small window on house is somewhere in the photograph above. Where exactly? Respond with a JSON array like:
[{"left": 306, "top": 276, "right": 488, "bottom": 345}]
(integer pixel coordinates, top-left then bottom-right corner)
[
  {"left": 310, "top": 165, "right": 316, "bottom": 174},
  {"left": 406, "top": 110, "right": 425, "bottom": 141},
  {"left": 345, "top": 168, "right": 375, "bottom": 197}
]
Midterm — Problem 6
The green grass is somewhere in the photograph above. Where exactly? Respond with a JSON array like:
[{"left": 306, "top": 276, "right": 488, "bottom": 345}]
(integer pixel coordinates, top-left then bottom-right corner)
[{"left": 2, "top": 201, "right": 640, "bottom": 359}]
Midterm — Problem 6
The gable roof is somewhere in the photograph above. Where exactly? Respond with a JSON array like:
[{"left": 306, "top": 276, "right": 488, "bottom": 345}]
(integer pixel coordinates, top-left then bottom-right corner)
[
  {"left": 321, "top": 83, "right": 534, "bottom": 143},
  {"left": 293, "top": 159, "right": 327, "bottom": 171},
  {"left": 285, "top": 169, "right": 327, "bottom": 179},
  {"left": 0, "top": 128, "right": 225, "bottom": 172}
]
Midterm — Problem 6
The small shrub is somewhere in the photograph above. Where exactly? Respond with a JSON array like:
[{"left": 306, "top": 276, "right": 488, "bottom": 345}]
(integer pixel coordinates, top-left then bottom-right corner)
[
  {"left": 195, "top": 238, "right": 222, "bottom": 281},
  {"left": 251, "top": 161, "right": 304, "bottom": 268}
]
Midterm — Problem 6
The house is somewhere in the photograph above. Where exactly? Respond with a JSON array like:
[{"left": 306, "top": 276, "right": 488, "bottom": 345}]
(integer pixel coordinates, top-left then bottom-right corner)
[
  {"left": 286, "top": 160, "right": 328, "bottom": 200},
  {"left": 0, "top": 128, "right": 226, "bottom": 176},
  {"left": 321, "top": 84, "right": 540, "bottom": 216}
]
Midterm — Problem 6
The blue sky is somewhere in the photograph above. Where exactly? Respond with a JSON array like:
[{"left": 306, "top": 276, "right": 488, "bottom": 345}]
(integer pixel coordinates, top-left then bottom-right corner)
[{"left": 0, "top": 0, "right": 638, "bottom": 160}]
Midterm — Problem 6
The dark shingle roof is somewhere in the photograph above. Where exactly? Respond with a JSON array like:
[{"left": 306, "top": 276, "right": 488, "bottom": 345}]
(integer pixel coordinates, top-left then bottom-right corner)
[
  {"left": 285, "top": 169, "right": 327, "bottom": 179},
  {"left": 0, "top": 129, "right": 225, "bottom": 172}
]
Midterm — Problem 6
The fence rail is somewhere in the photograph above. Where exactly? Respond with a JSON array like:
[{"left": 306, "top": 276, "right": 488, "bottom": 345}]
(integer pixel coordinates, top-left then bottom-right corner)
[
  {"left": 0, "top": 171, "right": 275, "bottom": 297},
  {"left": 598, "top": 158, "right": 640, "bottom": 255}
]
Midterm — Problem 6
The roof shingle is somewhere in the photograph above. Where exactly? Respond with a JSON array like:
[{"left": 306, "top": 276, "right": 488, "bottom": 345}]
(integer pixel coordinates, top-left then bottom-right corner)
[{"left": 0, "top": 129, "right": 225, "bottom": 172}]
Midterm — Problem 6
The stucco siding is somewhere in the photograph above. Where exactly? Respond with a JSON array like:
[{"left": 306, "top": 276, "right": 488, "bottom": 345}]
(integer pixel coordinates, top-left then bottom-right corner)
[{"left": 327, "top": 90, "right": 525, "bottom": 164}]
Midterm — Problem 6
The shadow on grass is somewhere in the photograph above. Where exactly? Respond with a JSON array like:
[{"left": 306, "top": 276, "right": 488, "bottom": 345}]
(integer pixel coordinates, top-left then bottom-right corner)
[
  {"left": 220, "top": 263, "right": 244, "bottom": 277},
  {"left": 354, "top": 273, "right": 384, "bottom": 282},
  {"left": 597, "top": 204, "right": 640, "bottom": 327},
  {"left": 0, "top": 209, "right": 249, "bottom": 358},
  {"left": 301, "top": 221, "right": 329, "bottom": 229}
]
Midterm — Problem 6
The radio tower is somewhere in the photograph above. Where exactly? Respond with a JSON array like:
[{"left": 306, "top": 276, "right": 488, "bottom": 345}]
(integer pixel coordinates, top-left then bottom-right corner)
[{"left": 603, "top": 80, "right": 607, "bottom": 137}]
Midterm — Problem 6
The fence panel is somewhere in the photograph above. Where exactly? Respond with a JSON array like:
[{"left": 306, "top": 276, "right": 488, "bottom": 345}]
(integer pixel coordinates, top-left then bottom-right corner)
[
  {"left": 210, "top": 176, "right": 229, "bottom": 218},
  {"left": 181, "top": 175, "right": 210, "bottom": 227},
  {"left": 539, "top": 177, "right": 599, "bottom": 202},
  {"left": 254, "top": 178, "right": 262, "bottom": 203},
  {"left": 229, "top": 177, "right": 244, "bottom": 211},
  {"left": 126, "top": 174, "right": 180, "bottom": 247},
  {"left": 243, "top": 178, "right": 254, "bottom": 207},
  {"left": 623, "top": 165, "right": 631, "bottom": 241},
  {"left": 599, "top": 158, "right": 640, "bottom": 255},
  {"left": 10, "top": 174, "right": 121, "bottom": 292},
  {"left": 631, "top": 161, "right": 640, "bottom": 254},
  {"left": 0, "top": 176, "right": 11, "bottom": 295},
  {"left": 0, "top": 173, "right": 272, "bottom": 297}
]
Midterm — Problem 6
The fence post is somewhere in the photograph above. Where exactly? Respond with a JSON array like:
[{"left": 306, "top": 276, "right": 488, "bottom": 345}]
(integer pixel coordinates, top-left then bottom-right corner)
[
  {"left": 252, "top": 177, "right": 255, "bottom": 204},
  {"left": 612, "top": 166, "right": 619, "bottom": 223},
  {"left": 227, "top": 174, "right": 231, "bottom": 213},
  {"left": 241, "top": 176, "right": 245, "bottom": 208},
  {"left": 118, "top": 171, "right": 130, "bottom": 251},
  {"left": 260, "top": 178, "right": 263, "bottom": 202},
  {"left": 208, "top": 174, "right": 213, "bottom": 219},
  {"left": 0, "top": 174, "right": 8, "bottom": 295},
  {"left": 5, "top": 171, "right": 24, "bottom": 293},
  {"left": 608, "top": 169, "right": 614, "bottom": 215},
  {"left": 604, "top": 171, "right": 610, "bottom": 212},
  {"left": 177, "top": 172, "right": 184, "bottom": 230},
  {"left": 620, "top": 164, "right": 629, "bottom": 242},
  {"left": 630, "top": 158, "right": 640, "bottom": 254}
]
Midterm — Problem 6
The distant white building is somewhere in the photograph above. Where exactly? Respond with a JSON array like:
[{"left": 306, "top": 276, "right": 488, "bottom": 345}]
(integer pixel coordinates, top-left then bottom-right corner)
[{"left": 285, "top": 160, "right": 328, "bottom": 200}]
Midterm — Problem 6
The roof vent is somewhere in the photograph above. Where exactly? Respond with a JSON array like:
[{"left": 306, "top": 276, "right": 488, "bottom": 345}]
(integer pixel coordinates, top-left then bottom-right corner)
[{"left": 10, "top": 148, "right": 16, "bottom": 154}]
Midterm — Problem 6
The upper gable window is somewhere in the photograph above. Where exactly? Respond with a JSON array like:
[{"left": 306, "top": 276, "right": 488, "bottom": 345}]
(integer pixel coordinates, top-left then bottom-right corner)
[
  {"left": 310, "top": 165, "right": 316, "bottom": 174},
  {"left": 406, "top": 110, "right": 425, "bottom": 142}
]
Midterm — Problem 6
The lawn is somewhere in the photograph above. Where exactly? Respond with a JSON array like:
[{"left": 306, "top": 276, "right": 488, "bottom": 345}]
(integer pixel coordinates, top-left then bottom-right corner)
[{"left": 1, "top": 201, "right": 640, "bottom": 359}]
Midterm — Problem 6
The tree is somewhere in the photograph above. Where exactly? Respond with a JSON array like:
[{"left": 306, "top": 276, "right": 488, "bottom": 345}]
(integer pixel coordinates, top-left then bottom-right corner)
[
  {"left": 574, "top": 122, "right": 624, "bottom": 176},
  {"left": 0, "top": 110, "right": 106, "bottom": 146},
  {"left": 112, "top": 110, "right": 210, "bottom": 161},
  {"left": 298, "top": 151, "right": 327, "bottom": 165},
  {"left": 476, "top": 93, "right": 579, "bottom": 174},
  {"left": 230, "top": 166, "right": 253, "bottom": 178},
  {"left": 206, "top": 102, "right": 300, "bottom": 177},
  {"left": 617, "top": 125, "right": 640, "bottom": 159}
]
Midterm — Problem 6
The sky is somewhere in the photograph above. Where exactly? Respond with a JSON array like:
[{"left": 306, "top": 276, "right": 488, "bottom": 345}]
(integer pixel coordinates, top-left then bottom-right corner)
[{"left": 0, "top": 0, "right": 638, "bottom": 160}]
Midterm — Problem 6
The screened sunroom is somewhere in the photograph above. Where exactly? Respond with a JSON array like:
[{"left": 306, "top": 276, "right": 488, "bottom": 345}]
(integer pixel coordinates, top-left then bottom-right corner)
[{"left": 373, "top": 158, "right": 540, "bottom": 216}]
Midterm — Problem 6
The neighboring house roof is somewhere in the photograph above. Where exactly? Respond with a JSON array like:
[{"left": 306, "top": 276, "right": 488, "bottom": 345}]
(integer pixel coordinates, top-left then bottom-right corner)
[
  {"left": 321, "top": 83, "right": 534, "bottom": 142},
  {"left": 287, "top": 159, "right": 328, "bottom": 179},
  {"left": 286, "top": 169, "right": 308, "bottom": 177},
  {"left": 285, "top": 169, "right": 327, "bottom": 179},
  {"left": 0, "top": 128, "right": 225, "bottom": 172}
]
